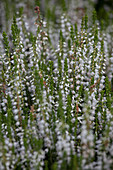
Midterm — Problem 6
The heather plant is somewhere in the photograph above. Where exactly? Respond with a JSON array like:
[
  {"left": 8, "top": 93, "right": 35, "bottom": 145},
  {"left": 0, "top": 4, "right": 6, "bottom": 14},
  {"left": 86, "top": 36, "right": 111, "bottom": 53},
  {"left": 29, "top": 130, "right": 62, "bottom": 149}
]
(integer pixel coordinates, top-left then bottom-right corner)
[{"left": 0, "top": 5, "right": 113, "bottom": 170}]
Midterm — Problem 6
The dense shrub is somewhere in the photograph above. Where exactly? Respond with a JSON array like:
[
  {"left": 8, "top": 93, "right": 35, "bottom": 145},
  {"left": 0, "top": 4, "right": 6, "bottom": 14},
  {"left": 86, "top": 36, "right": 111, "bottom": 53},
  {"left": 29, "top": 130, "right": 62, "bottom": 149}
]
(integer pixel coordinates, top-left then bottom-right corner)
[{"left": 0, "top": 4, "right": 113, "bottom": 170}]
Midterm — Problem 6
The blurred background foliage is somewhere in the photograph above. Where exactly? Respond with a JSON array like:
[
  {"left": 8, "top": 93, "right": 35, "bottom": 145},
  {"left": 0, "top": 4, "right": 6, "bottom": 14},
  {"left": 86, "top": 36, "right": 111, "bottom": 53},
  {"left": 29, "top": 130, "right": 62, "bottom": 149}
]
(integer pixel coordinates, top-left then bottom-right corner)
[
  {"left": 0, "top": 0, "right": 113, "bottom": 33},
  {"left": 95, "top": 0, "right": 113, "bottom": 24}
]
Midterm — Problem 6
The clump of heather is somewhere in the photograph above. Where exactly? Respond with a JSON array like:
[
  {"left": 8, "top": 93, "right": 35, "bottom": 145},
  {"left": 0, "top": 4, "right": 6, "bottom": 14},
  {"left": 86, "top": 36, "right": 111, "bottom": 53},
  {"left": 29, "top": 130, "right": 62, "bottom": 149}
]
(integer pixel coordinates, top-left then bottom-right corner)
[{"left": 0, "top": 7, "right": 113, "bottom": 170}]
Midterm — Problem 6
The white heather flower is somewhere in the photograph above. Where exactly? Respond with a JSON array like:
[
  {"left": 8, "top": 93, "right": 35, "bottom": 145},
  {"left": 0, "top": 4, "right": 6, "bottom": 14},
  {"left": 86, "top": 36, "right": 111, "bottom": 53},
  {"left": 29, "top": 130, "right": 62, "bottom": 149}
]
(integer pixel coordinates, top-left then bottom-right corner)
[
  {"left": 70, "top": 78, "right": 73, "bottom": 82},
  {"left": 69, "top": 51, "right": 74, "bottom": 55},
  {"left": 3, "top": 99, "right": 7, "bottom": 103},
  {"left": 60, "top": 85, "right": 63, "bottom": 89},
  {"left": 70, "top": 84, "right": 74, "bottom": 88},
  {"left": 76, "top": 86, "right": 80, "bottom": 90},
  {"left": 16, "top": 121, "right": 20, "bottom": 126},
  {"left": 68, "top": 69, "right": 72, "bottom": 73},
  {"left": 72, "top": 90, "right": 75, "bottom": 94},
  {"left": 13, "top": 109, "right": 18, "bottom": 114},
  {"left": 76, "top": 80, "right": 80, "bottom": 84},
  {"left": 71, "top": 118, "right": 75, "bottom": 123},
  {"left": 14, "top": 115, "right": 18, "bottom": 121}
]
